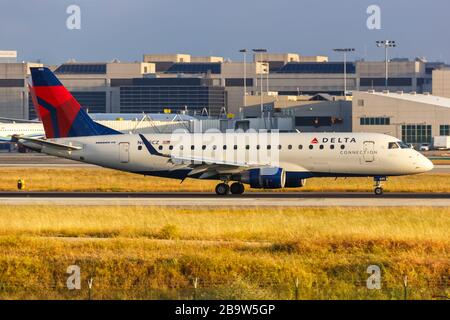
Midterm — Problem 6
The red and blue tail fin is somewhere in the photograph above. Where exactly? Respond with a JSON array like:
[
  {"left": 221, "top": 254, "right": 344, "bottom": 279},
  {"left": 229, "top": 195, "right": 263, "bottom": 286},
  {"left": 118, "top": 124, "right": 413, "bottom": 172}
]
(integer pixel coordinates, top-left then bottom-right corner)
[{"left": 29, "top": 67, "right": 121, "bottom": 138}]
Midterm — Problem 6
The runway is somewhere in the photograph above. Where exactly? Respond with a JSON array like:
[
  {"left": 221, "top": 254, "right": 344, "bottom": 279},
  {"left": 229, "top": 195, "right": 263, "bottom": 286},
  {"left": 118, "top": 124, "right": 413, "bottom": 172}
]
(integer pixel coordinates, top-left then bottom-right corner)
[{"left": 1, "top": 191, "right": 449, "bottom": 207}]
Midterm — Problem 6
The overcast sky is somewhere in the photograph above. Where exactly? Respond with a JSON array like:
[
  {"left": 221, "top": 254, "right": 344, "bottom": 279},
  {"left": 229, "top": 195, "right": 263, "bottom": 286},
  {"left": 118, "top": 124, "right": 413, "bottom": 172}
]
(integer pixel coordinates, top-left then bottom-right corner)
[{"left": 1, "top": 0, "right": 449, "bottom": 64}]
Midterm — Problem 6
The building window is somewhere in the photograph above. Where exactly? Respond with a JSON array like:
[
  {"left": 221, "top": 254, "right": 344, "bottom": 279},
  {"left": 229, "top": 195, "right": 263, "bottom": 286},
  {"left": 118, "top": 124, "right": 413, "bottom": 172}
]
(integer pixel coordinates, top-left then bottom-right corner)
[
  {"left": 225, "top": 78, "right": 254, "bottom": 87},
  {"left": 402, "top": 124, "right": 432, "bottom": 143},
  {"left": 360, "top": 117, "right": 390, "bottom": 125},
  {"left": 295, "top": 116, "right": 334, "bottom": 127},
  {"left": 357, "top": 99, "right": 364, "bottom": 107},
  {"left": 71, "top": 91, "right": 107, "bottom": 113},
  {"left": 440, "top": 125, "right": 450, "bottom": 136},
  {"left": 360, "top": 78, "right": 412, "bottom": 87}
]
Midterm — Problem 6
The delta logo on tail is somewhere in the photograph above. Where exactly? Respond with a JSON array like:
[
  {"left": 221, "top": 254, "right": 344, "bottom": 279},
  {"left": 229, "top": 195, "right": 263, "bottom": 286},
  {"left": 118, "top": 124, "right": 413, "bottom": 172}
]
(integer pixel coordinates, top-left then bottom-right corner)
[{"left": 29, "top": 67, "right": 120, "bottom": 139}]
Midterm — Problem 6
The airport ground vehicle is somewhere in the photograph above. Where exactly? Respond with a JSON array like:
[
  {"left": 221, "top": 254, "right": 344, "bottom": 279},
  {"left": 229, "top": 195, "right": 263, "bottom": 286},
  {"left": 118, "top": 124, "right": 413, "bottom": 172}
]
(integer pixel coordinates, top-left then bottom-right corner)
[
  {"left": 21, "top": 67, "right": 434, "bottom": 196},
  {"left": 433, "top": 136, "right": 450, "bottom": 150},
  {"left": 419, "top": 143, "right": 431, "bottom": 151}
]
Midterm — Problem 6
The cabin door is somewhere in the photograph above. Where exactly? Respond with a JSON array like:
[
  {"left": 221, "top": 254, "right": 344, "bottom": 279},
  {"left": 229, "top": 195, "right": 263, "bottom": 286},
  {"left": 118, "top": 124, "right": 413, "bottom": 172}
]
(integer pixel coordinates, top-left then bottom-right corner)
[
  {"left": 119, "top": 142, "right": 130, "bottom": 163},
  {"left": 363, "top": 141, "right": 375, "bottom": 162}
]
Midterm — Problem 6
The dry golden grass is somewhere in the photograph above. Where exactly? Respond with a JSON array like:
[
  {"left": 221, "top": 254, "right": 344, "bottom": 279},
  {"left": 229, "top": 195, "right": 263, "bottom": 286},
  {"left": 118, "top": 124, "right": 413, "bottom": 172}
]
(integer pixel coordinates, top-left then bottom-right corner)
[
  {"left": 0, "top": 206, "right": 448, "bottom": 242},
  {"left": 0, "top": 168, "right": 449, "bottom": 193},
  {"left": 432, "top": 159, "right": 450, "bottom": 165},
  {"left": 0, "top": 206, "right": 448, "bottom": 299}
]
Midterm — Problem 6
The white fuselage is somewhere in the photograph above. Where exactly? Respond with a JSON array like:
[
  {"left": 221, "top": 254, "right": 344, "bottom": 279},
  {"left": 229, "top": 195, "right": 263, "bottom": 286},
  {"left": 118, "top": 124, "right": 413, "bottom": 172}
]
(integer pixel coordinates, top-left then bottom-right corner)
[
  {"left": 35, "top": 132, "right": 433, "bottom": 181},
  {"left": 0, "top": 123, "right": 44, "bottom": 140}
]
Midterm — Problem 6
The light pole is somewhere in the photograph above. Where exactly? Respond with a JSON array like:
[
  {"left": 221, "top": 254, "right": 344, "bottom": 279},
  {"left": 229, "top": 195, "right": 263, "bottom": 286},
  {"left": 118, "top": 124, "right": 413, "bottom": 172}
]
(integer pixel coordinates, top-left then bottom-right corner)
[
  {"left": 239, "top": 49, "right": 248, "bottom": 110},
  {"left": 253, "top": 48, "right": 267, "bottom": 116},
  {"left": 333, "top": 48, "right": 355, "bottom": 97},
  {"left": 376, "top": 40, "right": 396, "bottom": 90}
]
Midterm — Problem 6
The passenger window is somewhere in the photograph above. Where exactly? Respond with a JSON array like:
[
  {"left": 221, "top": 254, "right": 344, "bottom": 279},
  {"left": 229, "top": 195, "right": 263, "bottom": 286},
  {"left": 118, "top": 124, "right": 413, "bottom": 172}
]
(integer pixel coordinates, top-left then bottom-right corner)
[
  {"left": 340, "top": 145, "right": 345, "bottom": 150},
  {"left": 191, "top": 145, "right": 195, "bottom": 150},
  {"left": 202, "top": 145, "right": 206, "bottom": 150},
  {"left": 138, "top": 145, "right": 142, "bottom": 151},
  {"left": 256, "top": 145, "right": 260, "bottom": 150},
  {"left": 169, "top": 145, "right": 173, "bottom": 150},
  {"left": 267, "top": 145, "right": 271, "bottom": 150},
  {"left": 330, "top": 145, "right": 335, "bottom": 150},
  {"left": 158, "top": 145, "right": 163, "bottom": 150},
  {"left": 234, "top": 145, "right": 238, "bottom": 150},
  {"left": 278, "top": 145, "right": 282, "bottom": 150},
  {"left": 246, "top": 145, "right": 250, "bottom": 150},
  {"left": 388, "top": 142, "right": 399, "bottom": 149},
  {"left": 288, "top": 145, "right": 292, "bottom": 150},
  {"left": 319, "top": 145, "right": 324, "bottom": 150},
  {"left": 309, "top": 145, "right": 313, "bottom": 150},
  {"left": 223, "top": 145, "right": 227, "bottom": 150},
  {"left": 298, "top": 145, "right": 303, "bottom": 150}
]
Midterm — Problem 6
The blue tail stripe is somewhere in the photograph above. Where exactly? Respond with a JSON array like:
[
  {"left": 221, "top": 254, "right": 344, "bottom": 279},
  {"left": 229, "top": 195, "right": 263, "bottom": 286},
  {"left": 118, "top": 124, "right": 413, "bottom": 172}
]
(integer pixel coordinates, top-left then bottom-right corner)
[
  {"left": 139, "top": 134, "right": 163, "bottom": 156},
  {"left": 37, "top": 97, "right": 61, "bottom": 138}
]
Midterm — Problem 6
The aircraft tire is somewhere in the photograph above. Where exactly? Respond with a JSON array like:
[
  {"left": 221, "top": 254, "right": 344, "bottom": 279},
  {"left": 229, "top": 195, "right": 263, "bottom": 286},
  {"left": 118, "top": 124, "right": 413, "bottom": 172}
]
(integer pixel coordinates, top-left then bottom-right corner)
[
  {"left": 215, "top": 183, "right": 230, "bottom": 195},
  {"left": 230, "top": 182, "right": 245, "bottom": 195},
  {"left": 374, "top": 187, "right": 383, "bottom": 195}
]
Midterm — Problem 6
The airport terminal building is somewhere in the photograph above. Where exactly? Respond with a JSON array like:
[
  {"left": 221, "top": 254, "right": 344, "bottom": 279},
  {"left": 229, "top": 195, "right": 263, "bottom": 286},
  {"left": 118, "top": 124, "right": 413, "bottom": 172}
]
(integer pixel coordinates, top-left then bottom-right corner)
[{"left": 0, "top": 51, "right": 449, "bottom": 143}]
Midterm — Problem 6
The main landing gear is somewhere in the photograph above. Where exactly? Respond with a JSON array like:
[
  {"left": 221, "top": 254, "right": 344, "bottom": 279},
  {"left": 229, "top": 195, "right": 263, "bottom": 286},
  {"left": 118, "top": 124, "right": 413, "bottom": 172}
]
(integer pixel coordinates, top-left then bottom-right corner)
[
  {"left": 374, "top": 176, "right": 387, "bottom": 195},
  {"left": 215, "top": 182, "right": 245, "bottom": 195}
]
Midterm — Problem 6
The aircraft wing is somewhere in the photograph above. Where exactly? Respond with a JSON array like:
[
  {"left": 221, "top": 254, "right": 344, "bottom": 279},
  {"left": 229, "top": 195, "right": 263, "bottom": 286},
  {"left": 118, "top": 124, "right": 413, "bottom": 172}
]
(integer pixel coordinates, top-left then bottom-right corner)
[
  {"left": 18, "top": 136, "right": 82, "bottom": 151},
  {"left": 139, "top": 134, "right": 268, "bottom": 178}
]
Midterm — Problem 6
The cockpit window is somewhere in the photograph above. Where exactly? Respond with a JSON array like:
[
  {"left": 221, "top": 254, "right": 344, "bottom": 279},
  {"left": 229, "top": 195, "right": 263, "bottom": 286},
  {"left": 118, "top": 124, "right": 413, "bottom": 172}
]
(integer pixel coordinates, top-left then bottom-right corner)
[
  {"left": 388, "top": 142, "right": 399, "bottom": 149},
  {"left": 397, "top": 141, "right": 410, "bottom": 149}
]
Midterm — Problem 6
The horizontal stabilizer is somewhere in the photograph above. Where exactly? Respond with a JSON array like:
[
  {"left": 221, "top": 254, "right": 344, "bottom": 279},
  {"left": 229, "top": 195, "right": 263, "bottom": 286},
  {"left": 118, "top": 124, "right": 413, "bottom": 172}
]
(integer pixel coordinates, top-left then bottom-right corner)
[{"left": 19, "top": 136, "right": 82, "bottom": 151}]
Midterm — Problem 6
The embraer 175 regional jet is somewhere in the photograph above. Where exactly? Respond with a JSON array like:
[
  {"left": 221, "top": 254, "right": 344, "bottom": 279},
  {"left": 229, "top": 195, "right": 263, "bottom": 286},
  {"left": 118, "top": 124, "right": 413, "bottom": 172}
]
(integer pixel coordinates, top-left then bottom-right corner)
[{"left": 23, "top": 67, "right": 434, "bottom": 195}]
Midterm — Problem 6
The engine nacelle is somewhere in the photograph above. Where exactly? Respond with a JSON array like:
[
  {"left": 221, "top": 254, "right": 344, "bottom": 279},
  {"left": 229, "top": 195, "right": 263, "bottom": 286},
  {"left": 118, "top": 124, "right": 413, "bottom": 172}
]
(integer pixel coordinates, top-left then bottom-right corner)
[{"left": 241, "top": 167, "right": 286, "bottom": 189}]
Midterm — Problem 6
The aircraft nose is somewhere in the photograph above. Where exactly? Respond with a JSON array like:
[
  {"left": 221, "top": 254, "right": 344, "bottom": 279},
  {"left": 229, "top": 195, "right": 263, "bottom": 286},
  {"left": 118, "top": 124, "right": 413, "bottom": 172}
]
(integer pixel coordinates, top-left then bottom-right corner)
[
  {"left": 416, "top": 154, "right": 434, "bottom": 173},
  {"left": 421, "top": 157, "right": 434, "bottom": 172}
]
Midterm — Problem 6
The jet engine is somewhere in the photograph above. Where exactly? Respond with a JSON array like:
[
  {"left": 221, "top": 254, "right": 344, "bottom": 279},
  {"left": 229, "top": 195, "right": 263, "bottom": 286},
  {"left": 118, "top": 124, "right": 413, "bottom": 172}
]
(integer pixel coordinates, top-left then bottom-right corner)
[{"left": 240, "top": 167, "right": 286, "bottom": 189}]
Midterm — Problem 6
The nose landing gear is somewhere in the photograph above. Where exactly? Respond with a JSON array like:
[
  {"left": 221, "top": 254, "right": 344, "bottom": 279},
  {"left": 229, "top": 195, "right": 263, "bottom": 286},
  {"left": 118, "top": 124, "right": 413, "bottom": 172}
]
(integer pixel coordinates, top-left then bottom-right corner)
[{"left": 373, "top": 176, "right": 387, "bottom": 195}]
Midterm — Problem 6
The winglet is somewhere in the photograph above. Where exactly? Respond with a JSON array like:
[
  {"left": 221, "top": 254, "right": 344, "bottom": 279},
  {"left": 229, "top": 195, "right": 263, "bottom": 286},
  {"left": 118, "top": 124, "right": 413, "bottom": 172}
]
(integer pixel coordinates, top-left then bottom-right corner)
[{"left": 139, "top": 134, "right": 163, "bottom": 156}]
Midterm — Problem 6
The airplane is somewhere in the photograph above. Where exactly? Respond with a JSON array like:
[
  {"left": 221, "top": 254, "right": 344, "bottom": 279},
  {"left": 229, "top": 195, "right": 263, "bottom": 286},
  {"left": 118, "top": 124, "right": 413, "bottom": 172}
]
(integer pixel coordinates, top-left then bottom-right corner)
[
  {"left": 21, "top": 67, "right": 434, "bottom": 196},
  {"left": 0, "top": 122, "right": 45, "bottom": 143}
]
